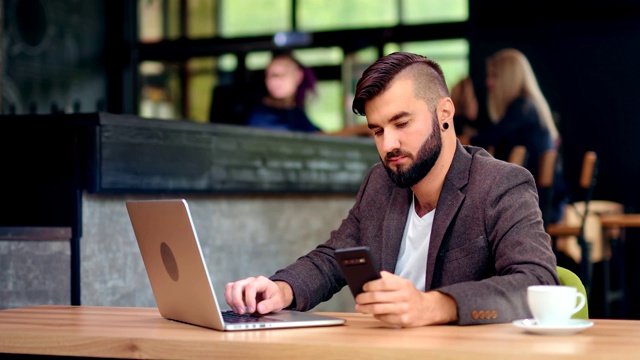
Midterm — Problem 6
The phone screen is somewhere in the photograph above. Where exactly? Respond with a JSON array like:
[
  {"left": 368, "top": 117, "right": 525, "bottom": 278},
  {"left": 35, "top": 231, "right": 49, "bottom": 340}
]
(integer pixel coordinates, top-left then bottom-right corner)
[{"left": 334, "top": 246, "right": 381, "bottom": 297}]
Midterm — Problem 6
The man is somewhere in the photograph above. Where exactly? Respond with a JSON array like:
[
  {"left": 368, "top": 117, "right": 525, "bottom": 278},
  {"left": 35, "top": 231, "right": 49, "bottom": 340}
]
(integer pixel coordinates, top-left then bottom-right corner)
[{"left": 225, "top": 52, "right": 559, "bottom": 327}]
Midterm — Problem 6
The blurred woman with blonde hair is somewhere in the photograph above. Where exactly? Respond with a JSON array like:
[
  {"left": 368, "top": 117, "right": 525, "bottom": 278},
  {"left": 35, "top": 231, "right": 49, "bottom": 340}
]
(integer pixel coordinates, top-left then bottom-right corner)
[
  {"left": 485, "top": 48, "right": 558, "bottom": 142},
  {"left": 471, "top": 48, "right": 567, "bottom": 223}
]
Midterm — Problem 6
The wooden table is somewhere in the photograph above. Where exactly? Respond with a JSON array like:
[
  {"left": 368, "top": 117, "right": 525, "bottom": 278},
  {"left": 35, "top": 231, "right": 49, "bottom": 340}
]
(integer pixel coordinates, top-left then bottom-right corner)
[{"left": 1, "top": 306, "right": 640, "bottom": 359}]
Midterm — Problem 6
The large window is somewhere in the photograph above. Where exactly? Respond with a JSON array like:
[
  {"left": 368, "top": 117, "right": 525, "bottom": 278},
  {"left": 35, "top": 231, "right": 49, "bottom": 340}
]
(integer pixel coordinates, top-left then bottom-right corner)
[
  {"left": 385, "top": 39, "right": 470, "bottom": 89},
  {"left": 136, "top": 0, "right": 470, "bottom": 128},
  {"left": 219, "top": 0, "right": 469, "bottom": 37},
  {"left": 297, "top": 0, "right": 397, "bottom": 32},
  {"left": 402, "top": 0, "right": 468, "bottom": 24},
  {"left": 220, "top": 0, "right": 291, "bottom": 37}
]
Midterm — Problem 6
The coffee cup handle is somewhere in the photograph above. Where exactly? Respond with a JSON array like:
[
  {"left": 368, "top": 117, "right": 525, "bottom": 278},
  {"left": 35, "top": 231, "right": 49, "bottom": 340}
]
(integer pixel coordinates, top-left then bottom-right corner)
[{"left": 572, "top": 292, "right": 586, "bottom": 315}]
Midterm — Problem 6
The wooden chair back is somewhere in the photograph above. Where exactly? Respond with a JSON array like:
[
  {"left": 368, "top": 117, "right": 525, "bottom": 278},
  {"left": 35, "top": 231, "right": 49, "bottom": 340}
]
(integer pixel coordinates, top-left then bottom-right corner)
[
  {"left": 536, "top": 149, "right": 558, "bottom": 227},
  {"left": 537, "top": 149, "right": 558, "bottom": 188},
  {"left": 546, "top": 150, "right": 599, "bottom": 296},
  {"left": 508, "top": 145, "right": 528, "bottom": 166},
  {"left": 579, "top": 151, "right": 598, "bottom": 191}
]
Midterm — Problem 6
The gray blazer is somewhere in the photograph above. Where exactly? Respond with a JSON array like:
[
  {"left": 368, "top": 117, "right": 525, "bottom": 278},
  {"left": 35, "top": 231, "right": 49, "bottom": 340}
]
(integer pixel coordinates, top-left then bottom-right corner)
[{"left": 271, "top": 142, "right": 559, "bottom": 325}]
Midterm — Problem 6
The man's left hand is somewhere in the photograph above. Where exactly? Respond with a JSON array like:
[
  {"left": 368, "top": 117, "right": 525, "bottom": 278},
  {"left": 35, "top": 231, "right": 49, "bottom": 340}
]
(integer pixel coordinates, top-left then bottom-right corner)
[{"left": 354, "top": 271, "right": 458, "bottom": 327}]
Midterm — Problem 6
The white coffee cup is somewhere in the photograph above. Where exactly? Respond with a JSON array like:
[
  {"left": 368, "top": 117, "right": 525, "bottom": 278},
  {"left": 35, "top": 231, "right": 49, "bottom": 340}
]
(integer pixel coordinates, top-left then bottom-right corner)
[{"left": 527, "top": 285, "right": 586, "bottom": 326}]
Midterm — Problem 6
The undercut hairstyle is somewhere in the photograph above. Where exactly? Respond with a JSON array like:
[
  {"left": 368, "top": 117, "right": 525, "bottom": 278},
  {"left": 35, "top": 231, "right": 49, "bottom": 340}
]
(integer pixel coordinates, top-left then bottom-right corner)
[{"left": 352, "top": 52, "right": 450, "bottom": 116}]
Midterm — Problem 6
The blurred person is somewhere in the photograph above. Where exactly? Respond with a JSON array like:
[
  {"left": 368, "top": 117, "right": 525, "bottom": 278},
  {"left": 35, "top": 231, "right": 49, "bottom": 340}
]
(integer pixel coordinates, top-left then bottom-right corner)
[
  {"left": 246, "top": 52, "right": 371, "bottom": 136},
  {"left": 224, "top": 52, "right": 558, "bottom": 327},
  {"left": 470, "top": 48, "right": 567, "bottom": 223},
  {"left": 246, "top": 52, "right": 319, "bottom": 132},
  {"left": 450, "top": 76, "right": 479, "bottom": 144}
]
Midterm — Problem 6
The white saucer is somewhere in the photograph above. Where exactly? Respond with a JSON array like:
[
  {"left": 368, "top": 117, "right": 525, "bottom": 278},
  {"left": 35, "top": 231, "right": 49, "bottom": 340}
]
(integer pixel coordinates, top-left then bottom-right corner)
[{"left": 512, "top": 319, "right": 594, "bottom": 335}]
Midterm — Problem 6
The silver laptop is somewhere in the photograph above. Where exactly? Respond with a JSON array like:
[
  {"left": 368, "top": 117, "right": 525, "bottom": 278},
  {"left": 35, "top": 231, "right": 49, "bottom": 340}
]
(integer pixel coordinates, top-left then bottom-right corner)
[{"left": 126, "top": 199, "right": 346, "bottom": 331}]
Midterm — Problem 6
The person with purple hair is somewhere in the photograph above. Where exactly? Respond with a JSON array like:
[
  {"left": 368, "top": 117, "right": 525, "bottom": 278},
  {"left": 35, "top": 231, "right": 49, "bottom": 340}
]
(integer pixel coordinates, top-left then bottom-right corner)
[
  {"left": 246, "top": 52, "right": 322, "bottom": 132},
  {"left": 247, "top": 52, "right": 371, "bottom": 136}
]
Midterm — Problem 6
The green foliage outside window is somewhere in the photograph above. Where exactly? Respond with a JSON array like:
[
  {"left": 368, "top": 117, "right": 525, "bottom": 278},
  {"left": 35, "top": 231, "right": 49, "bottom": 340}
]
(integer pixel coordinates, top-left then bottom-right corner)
[{"left": 220, "top": 0, "right": 291, "bottom": 37}]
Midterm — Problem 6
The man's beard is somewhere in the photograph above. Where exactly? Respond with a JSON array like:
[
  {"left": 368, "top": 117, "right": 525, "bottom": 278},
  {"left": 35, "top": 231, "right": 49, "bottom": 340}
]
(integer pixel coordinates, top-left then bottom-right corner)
[{"left": 383, "top": 115, "right": 442, "bottom": 188}]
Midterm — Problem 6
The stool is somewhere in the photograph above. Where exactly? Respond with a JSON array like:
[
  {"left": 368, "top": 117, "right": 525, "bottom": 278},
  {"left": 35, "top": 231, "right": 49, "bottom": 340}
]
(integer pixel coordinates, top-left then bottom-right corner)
[
  {"left": 550, "top": 200, "right": 624, "bottom": 299},
  {"left": 599, "top": 213, "right": 640, "bottom": 318}
]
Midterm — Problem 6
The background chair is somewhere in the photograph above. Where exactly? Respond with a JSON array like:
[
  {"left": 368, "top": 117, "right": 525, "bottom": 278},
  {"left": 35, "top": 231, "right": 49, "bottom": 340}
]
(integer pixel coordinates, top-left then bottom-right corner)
[
  {"left": 546, "top": 151, "right": 599, "bottom": 296},
  {"left": 557, "top": 266, "right": 589, "bottom": 319}
]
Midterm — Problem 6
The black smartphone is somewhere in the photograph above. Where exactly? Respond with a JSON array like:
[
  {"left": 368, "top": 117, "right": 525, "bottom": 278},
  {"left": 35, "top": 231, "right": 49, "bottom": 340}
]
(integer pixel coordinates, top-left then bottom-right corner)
[{"left": 334, "top": 246, "right": 381, "bottom": 297}]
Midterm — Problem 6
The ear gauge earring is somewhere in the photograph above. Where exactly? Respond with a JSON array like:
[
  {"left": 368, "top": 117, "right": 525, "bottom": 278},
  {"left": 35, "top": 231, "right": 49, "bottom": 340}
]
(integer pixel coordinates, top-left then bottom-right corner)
[{"left": 443, "top": 122, "right": 450, "bottom": 130}]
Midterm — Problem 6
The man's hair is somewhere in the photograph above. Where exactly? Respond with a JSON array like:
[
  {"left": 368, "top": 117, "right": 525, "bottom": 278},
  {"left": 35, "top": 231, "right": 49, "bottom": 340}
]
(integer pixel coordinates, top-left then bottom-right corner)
[{"left": 352, "top": 52, "right": 450, "bottom": 116}]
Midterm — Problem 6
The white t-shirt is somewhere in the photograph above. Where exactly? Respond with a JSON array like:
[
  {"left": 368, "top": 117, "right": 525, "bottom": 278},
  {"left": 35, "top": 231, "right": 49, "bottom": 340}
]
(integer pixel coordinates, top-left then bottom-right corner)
[{"left": 394, "top": 195, "right": 435, "bottom": 292}]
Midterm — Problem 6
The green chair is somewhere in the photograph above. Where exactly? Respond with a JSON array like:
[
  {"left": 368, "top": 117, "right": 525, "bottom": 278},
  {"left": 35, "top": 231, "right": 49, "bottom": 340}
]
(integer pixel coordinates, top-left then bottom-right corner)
[{"left": 557, "top": 266, "right": 589, "bottom": 319}]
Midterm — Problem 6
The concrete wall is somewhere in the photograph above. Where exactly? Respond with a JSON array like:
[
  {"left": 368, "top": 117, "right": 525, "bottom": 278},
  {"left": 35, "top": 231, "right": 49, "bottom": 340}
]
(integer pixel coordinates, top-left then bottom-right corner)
[{"left": 0, "top": 193, "right": 358, "bottom": 312}]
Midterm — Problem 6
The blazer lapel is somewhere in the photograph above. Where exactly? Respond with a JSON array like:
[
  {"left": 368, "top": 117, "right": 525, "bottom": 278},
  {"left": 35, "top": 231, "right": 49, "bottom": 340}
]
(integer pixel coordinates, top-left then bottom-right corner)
[
  {"left": 381, "top": 187, "right": 412, "bottom": 272},
  {"left": 425, "top": 142, "right": 471, "bottom": 290}
]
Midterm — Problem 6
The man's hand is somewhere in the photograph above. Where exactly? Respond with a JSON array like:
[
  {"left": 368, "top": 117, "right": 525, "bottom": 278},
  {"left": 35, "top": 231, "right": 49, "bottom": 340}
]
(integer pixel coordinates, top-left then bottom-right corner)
[
  {"left": 354, "top": 271, "right": 459, "bottom": 327},
  {"left": 224, "top": 276, "right": 293, "bottom": 315}
]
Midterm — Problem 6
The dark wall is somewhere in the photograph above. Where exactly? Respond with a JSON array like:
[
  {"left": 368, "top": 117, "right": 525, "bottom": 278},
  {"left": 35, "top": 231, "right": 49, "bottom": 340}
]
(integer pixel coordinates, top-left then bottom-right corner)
[
  {"left": 469, "top": 0, "right": 640, "bottom": 211},
  {"left": 1, "top": 0, "right": 106, "bottom": 114}
]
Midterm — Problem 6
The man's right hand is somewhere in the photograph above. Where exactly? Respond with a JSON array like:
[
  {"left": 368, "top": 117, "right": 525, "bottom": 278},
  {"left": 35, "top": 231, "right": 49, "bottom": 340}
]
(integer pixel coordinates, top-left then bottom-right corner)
[{"left": 224, "top": 276, "right": 294, "bottom": 315}]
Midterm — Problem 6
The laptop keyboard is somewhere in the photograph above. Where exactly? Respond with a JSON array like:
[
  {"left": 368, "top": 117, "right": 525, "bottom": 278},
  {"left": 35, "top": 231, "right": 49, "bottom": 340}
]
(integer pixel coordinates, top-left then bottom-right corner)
[{"left": 222, "top": 310, "right": 279, "bottom": 323}]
